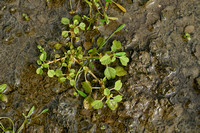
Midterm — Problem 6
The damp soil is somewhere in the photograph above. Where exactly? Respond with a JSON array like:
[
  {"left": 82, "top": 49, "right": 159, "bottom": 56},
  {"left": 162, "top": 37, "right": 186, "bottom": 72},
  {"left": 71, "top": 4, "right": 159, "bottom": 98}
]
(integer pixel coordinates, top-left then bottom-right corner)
[{"left": 0, "top": 0, "right": 200, "bottom": 132}]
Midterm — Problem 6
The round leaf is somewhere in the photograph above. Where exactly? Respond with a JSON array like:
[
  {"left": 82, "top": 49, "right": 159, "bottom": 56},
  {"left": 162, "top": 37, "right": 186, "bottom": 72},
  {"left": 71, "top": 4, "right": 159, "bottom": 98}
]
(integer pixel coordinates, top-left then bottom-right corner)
[
  {"left": 115, "top": 66, "right": 127, "bottom": 76},
  {"left": 0, "top": 94, "right": 8, "bottom": 102},
  {"left": 47, "top": 70, "right": 55, "bottom": 78},
  {"left": 54, "top": 43, "right": 62, "bottom": 49},
  {"left": 36, "top": 68, "right": 43, "bottom": 75},
  {"left": 73, "top": 15, "right": 81, "bottom": 22},
  {"left": 119, "top": 56, "right": 129, "bottom": 66},
  {"left": 111, "top": 40, "right": 121, "bottom": 52},
  {"left": 114, "top": 80, "right": 122, "bottom": 91},
  {"left": 113, "top": 95, "right": 122, "bottom": 102},
  {"left": 91, "top": 100, "right": 103, "bottom": 109},
  {"left": 79, "top": 22, "right": 86, "bottom": 30},
  {"left": 39, "top": 51, "right": 47, "bottom": 61},
  {"left": 43, "top": 63, "right": 49, "bottom": 68},
  {"left": 61, "top": 17, "right": 70, "bottom": 25},
  {"left": 106, "top": 99, "right": 118, "bottom": 110},
  {"left": 104, "top": 67, "right": 116, "bottom": 80},
  {"left": 74, "top": 27, "right": 79, "bottom": 34},
  {"left": 104, "top": 88, "right": 110, "bottom": 96},
  {"left": 73, "top": 19, "right": 79, "bottom": 25},
  {"left": 83, "top": 96, "right": 94, "bottom": 109},
  {"left": 100, "top": 55, "right": 111, "bottom": 65},
  {"left": 59, "top": 77, "right": 66, "bottom": 82},
  {"left": 55, "top": 69, "right": 63, "bottom": 77}
]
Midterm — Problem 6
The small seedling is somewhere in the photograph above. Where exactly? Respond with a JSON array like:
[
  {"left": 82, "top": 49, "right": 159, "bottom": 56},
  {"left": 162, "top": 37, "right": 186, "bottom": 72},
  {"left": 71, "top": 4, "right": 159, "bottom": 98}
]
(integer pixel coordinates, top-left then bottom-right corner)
[
  {"left": 22, "top": 13, "right": 29, "bottom": 21},
  {"left": 184, "top": 32, "right": 191, "bottom": 41},
  {"left": 0, "top": 106, "right": 48, "bottom": 133},
  {"left": 36, "top": 15, "right": 128, "bottom": 110}
]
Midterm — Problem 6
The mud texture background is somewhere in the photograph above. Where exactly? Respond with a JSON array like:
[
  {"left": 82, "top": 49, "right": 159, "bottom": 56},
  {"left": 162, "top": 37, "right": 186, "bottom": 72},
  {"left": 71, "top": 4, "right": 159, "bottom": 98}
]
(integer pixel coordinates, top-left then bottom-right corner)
[{"left": 0, "top": 0, "right": 200, "bottom": 132}]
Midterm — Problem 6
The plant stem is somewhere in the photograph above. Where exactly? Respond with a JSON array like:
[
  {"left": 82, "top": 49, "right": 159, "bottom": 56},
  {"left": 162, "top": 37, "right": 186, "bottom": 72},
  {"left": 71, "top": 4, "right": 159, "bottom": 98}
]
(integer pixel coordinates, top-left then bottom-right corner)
[
  {"left": 47, "top": 57, "right": 66, "bottom": 65},
  {"left": 0, "top": 117, "right": 15, "bottom": 133}
]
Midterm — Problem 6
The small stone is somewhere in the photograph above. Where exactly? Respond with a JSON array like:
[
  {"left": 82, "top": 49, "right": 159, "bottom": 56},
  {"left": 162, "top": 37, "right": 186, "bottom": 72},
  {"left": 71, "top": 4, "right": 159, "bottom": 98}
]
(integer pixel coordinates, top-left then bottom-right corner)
[{"left": 184, "top": 25, "right": 195, "bottom": 33}]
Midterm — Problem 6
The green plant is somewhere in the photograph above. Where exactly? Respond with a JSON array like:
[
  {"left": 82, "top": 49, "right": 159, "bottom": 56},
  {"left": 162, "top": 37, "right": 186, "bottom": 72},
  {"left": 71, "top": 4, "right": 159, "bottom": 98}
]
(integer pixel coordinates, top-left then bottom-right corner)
[
  {"left": 184, "top": 32, "right": 191, "bottom": 41},
  {"left": 22, "top": 13, "right": 29, "bottom": 21},
  {"left": 0, "top": 84, "right": 7, "bottom": 102},
  {"left": 69, "top": 0, "right": 126, "bottom": 30},
  {"left": 36, "top": 15, "right": 129, "bottom": 110},
  {"left": 0, "top": 106, "right": 48, "bottom": 133}
]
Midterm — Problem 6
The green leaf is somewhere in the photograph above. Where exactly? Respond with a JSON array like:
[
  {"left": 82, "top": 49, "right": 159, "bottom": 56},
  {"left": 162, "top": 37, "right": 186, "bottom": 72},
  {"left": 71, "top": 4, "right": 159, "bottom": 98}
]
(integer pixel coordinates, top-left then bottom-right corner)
[
  {"left": 41, "top": 108, "right": 48, "bottom": 114},
  {"left": 70, "top": 80, "right": 75, "bottom": 86},
  {"left": 96, "top": 37, "right": 105, "bottom": 46},
  {"left": 81, "top": 81, "right": 92, "bottom": 93},
  {"left": 37, "top": 60, "right": 42, "bottom": 65},
  {"left": 115, "top": 24, "right": 125, "bottom": 33},
  {"left": 55, "top": 69, "right": 63, "bottom": 77},
  {"left": 114, "top": 52, "right": 126, "bottom": 56},
  {"left": 27, "top": 106, "right": 35, "bottom": 117},
  {"left": 100, "top": 55, "right": 111, "bottom": 65},
  {"left": 39, "top": 51, "right": 47, "bottom": 61},
  {"left": 105, "top": 0, "right": 111, "bottom": 3},
  {"left": 43, "top": 63, "right": 49, "bottom": 68},
  {"left": 54, "top": 43, "right": 62, "bottom": 49},
  {"left": 88, "top": 48, "right": 98, "bottom": 55},
  {"left": 61, "top": 17, "right": 70, "bottom": 25},
  {"left": 54, "top": 54, "right": 60, "bottom": 58},
  {"left": 106, "top": 99, "right": 118, "bottom": 110},
  {"left": 113, "top": 95, "right": 122, "bottom": 102},
  {"left": 111, "top": 40, "right": 121, "bottom": 52},
  {"left": 0, "top": 84, "right": 7, "bottom": 93},
  {"left": 0, "top": 94, "right": 7, "bottom": 102},
  {"left": 47, "top": 70, "right": 55, "bottom": 78},
  {"left": 83, "top": 96, "right": 94, "bottom": 109},
  {"left": 104, "top": 88, "right": 110, "bottom": 96},
  {"left": 36, "top": 68, "right": 43, "bottom": 75},
  {"left": 73, "top": 15, "right": 81, "bottom": 22},
  {"left": 114, "top": 80, "right": 122, "bottom": 91},
  {"left": 73, "top": 19, "right": 79, "bottom": 25},
  {"left": 69, "top": 72, "right": 75, "bottom": 78},
  {"left": 77, "top": 90, "right": 87, "bottom": 97},
  {"left": 104, "top": 67, "right": 116, "bottom": 80},
  {"left": 74, "top": 27, "right": 79, "bottom": 34},
  {"left": 62, "top": 31, "right": 69, "bottom": 37},
  {"left": 91, "top": 100, "right": 103, "bottom": 109},
  {"left": 59, "top": 77, "right": 66, "bottom": 82},
  {"left": 111, "top": 56, "right": 116, "bottom": 62},
  {"left": 79, "top": 22, "right": 86, "bottom": 30},
  {"left": 115, "top": 66, "right": 127, "bottom": 76},
  {"left": 119, "top": 56, "right": 129, "bottom": 66},
  {"left": 69, "top": 69, "right": 76, "bottom": 73},
  {"left": 37, "top": 45, "right": 42, "bottom": 50},
  {"left": 62, "top": 63, "right": 67, "bottom": 67},
  {"left": 104, "top": 12, "right": 109, "bottom": 24}
]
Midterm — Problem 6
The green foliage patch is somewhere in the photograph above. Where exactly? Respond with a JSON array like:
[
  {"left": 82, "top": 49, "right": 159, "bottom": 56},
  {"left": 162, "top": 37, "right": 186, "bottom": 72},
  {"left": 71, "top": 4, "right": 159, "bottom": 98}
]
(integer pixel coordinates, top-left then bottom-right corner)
[{"left": 36, "top": 15, "right": 129, "bottom": 110}]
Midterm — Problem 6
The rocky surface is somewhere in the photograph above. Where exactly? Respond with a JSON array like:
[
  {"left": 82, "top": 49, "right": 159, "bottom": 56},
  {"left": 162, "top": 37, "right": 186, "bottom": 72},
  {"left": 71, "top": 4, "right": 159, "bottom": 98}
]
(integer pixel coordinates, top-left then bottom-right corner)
[{"left": 0, "top": 0, "right": 200, "bottom": 132}]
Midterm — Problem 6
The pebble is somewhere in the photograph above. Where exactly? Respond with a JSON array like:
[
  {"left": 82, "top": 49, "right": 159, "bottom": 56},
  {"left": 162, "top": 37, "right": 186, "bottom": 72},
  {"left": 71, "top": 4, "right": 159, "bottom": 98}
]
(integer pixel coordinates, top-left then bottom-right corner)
[{"left": 184, "top": 25, "right": 195, "bottom": 33}]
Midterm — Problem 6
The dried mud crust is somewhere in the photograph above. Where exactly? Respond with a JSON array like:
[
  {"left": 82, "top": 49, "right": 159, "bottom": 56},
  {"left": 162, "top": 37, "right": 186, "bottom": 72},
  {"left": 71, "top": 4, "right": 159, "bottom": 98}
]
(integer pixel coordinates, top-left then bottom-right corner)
[{"left": 0, "top": 0, "right": 200, "bottom": 132}]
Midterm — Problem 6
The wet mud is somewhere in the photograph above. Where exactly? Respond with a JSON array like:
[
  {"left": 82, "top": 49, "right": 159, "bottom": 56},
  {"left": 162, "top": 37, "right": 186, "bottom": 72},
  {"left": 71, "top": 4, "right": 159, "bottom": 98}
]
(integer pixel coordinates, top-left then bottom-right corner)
[{"left": 0, "top": 0, "right": 200, "bottom": 132}]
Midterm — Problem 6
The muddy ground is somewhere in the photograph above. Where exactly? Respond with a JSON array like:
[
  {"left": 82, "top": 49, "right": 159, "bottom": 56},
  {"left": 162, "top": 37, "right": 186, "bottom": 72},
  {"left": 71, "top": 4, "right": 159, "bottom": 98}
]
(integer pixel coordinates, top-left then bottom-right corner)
[{"left": 0, "top": 0, "right": 200, "bottom": 132}]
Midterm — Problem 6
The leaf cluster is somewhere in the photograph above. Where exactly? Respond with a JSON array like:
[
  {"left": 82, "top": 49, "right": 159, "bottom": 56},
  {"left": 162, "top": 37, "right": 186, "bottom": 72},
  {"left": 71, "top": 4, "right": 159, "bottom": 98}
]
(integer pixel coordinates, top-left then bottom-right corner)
[{"left": 36, "top": 15, "right": 129, "bottom": 110}]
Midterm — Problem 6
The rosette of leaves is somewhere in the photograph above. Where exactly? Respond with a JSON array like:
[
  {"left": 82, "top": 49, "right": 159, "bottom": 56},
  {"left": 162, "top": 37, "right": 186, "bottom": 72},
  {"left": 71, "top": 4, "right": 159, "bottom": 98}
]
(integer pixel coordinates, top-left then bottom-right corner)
[
  {"left": 83, "top": 79, "right": 123, "bottom": 110},
  {"left": 61, "top": 15, "right": 86, "bottom": 38},
  {"left": 99, "top": 40, "right": 129, "bottom": 80}
]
